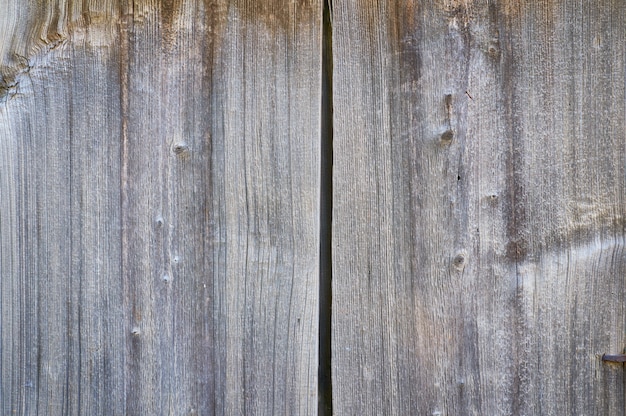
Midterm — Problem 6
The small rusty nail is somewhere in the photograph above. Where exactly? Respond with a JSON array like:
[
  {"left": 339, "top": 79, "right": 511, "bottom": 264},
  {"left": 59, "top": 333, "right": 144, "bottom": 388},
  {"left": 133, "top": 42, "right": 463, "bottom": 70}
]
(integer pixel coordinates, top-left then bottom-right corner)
[{"left": 602, "top": 354, "right": 626, "bottom": 363}]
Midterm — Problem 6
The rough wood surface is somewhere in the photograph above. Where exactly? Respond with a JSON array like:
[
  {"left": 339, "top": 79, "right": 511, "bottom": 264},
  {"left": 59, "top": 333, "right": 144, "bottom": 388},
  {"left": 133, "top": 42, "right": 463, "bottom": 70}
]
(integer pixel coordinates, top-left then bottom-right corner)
[
  {"left": 0, "top": 1, "right": 321, "bottom": 414},
  {"left": 331, "top": 0, "right": 626, "bottom": 414}
]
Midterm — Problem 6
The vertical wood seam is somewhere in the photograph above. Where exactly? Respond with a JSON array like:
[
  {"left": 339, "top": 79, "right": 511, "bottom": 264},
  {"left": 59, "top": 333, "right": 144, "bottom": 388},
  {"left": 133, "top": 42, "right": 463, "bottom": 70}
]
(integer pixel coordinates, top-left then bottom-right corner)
[{"left": 319, "top": 0, "right": 333, "bottom": 414}]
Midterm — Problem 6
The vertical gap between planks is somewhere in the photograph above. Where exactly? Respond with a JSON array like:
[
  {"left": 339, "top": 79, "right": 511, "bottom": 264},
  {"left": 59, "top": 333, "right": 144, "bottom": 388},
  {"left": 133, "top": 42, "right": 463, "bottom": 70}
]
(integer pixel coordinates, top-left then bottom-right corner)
[{"left": 319, "top": 0, "right": 333, "bottom": 414}]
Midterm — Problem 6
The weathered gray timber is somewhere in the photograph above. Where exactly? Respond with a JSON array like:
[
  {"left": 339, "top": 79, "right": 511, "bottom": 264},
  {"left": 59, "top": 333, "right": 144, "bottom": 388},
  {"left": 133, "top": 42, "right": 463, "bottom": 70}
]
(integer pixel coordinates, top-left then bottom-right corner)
[
  {"left": 0, "top": 1, "right": 321, "bottom": 414},
  {"left": 331, "top": 0, "right": 626, "bottom": 414}
]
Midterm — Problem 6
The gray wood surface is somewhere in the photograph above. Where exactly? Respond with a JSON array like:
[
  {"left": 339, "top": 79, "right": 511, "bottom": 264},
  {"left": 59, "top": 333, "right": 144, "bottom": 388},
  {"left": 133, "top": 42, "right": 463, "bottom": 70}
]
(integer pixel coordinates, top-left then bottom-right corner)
[
  {"left": 0, "top": 1, "right": 321, "bottom": 414},
  {"left": 331, "top": 0, "right": 626, "bottom": 414}
]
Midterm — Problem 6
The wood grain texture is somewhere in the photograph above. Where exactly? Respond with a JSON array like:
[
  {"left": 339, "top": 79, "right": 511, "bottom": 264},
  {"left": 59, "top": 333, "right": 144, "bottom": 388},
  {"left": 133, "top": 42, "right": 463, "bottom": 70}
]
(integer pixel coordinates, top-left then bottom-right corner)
[
  {"left": 1, "top": 1, "right": 321, "bottom": 414},
  {"left": 331, "top": 0, "right": 626, "bottom": 414}
]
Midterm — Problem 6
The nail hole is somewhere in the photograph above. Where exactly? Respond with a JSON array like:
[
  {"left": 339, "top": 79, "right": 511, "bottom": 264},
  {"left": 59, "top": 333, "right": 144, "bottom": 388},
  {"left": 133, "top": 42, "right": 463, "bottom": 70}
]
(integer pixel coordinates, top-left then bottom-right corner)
[
  {"left": 440, "top": 129, "right": 454, "bottom": 144},
  {"left": 488, "top": 40, "right": 500, "bottom": 58},
  {"left": 131, "top": 327, "right": 141, "bottom": 336},
  {"left": 453, "top": 254, "right": 466, "bottom": 270},
  {"left": 172, "top": 142, "right": 189, "bottom": 155}
]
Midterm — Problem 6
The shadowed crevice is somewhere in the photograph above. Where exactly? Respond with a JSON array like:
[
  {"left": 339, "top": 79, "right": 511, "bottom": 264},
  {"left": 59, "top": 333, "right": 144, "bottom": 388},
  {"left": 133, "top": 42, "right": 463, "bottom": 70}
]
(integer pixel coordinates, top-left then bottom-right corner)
[{"left": 318, "top": 0, "right": 333, "bottom": 414}]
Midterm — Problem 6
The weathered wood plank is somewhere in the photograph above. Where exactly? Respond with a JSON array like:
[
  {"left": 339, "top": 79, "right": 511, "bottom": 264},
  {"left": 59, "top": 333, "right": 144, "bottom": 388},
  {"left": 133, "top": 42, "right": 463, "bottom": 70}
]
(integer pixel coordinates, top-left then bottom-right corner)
[
  {"left": 1, "top": 1, "right": 321, "bottom": 414},
  {"left": 331, "top": 0, "right": 626, "bottom": 414},
  {"left": 1, "top": 6, "right": 126, "bottom": 414},
  {"left": 204, "top": 2, "right": 321, "bottom": 414}
]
